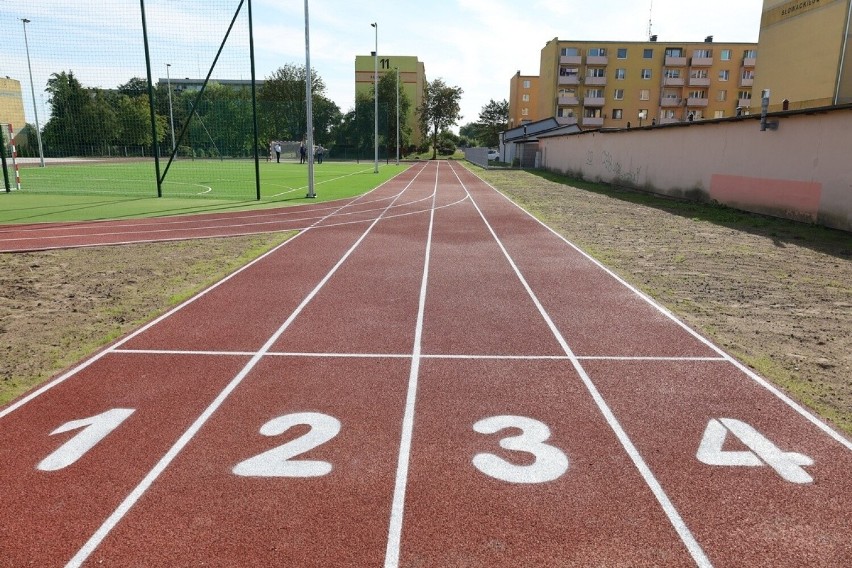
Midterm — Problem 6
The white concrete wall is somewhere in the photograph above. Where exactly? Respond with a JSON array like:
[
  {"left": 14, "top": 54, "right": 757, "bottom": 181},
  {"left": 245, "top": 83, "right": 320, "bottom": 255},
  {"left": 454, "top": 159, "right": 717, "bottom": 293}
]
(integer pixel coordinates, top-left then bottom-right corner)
[{"left": 539, "top": 108, "right": 852, "bottom": 232}]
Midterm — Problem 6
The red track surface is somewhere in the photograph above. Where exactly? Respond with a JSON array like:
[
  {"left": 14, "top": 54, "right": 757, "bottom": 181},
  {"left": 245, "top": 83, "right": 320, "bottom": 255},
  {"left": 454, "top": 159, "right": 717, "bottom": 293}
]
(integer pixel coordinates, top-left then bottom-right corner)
[{"left": 1, "top": 162, "right": 849, "bottom": 567}]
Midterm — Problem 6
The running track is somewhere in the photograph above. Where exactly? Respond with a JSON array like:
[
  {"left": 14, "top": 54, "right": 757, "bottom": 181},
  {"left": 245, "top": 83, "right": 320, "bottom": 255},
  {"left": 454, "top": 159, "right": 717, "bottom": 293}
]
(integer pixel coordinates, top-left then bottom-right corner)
[{"left": 0, "top": 162, "right": 849, "bottom": 567}]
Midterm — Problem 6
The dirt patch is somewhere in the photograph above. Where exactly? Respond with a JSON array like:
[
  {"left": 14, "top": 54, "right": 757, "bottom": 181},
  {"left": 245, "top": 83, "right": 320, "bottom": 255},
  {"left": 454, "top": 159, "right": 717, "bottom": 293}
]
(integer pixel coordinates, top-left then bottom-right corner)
[
  {"left": 0, "top": 233, "right": 291, "bottom": 405},
  {"left": 477, "top": 167, "right": 852, "bottom": 437}
]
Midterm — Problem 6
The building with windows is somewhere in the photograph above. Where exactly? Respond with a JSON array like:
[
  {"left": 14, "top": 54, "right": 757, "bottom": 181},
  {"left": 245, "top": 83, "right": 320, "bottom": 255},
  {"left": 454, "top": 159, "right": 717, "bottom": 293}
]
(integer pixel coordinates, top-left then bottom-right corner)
[
  {"left": 753, "top": 0, "right": 852, "bottom": 110},
  {"left": 514, "top": 37, "right": 758, "bottom": 130},
  {"left": 0, "top": 77, "right": 27, "bottom": 138},
  {"left": 355, "top": 55, "right": 426, "bottom": 145},
  {"left": 508, "top": 72, "right": 540, "bottom": 128}
]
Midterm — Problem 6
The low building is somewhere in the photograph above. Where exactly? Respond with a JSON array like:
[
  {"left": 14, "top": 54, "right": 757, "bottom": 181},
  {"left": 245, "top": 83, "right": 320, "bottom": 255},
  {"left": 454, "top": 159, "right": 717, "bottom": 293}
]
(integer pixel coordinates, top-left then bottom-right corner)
[{"left": 0, "top": 77, "right": 27, "bottom": 139}]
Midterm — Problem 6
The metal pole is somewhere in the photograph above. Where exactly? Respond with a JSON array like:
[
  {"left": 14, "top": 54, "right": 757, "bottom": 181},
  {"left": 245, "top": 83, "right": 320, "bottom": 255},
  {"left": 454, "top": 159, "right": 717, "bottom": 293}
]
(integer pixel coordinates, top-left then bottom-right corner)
[
  {"left": 166, "top": 64, "right": 176, "bottom": 153},
  {"left": 21, "top": 19, "right": 45, "bottom": 168},
  {"left": 395, "top": 67, "right": 400, "bottom": 166},
  {"left": 139, "top": 0, "right": 162, "bottom": 197},
  {"left": 305, "top": 0, "right": 316, "bottom": 198},
  {"left": 371, "top": 22, "right": 378, "bottom": 173},
  {"left": 248, "top": 0, "right": 261, "bottom": 200}
]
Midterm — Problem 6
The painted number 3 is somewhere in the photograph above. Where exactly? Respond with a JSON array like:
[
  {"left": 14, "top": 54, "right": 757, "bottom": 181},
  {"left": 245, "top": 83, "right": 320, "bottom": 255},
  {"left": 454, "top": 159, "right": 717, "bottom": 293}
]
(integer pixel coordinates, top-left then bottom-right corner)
[{"left": 472, "top": 415, "right": 570, "bottom": 484}]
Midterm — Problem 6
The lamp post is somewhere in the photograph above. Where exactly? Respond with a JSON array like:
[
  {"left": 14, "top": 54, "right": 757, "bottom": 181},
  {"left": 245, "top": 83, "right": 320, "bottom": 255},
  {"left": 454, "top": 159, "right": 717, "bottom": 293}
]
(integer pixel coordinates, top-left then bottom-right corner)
[
  {"left": 371, "top": 22, "right": 378, "bottom": 174},
  {"left": 21, "top": 18, "right": 45, "bottom": 168},
  {"left": 165, "top": 63, "right": 176, "bottom": 154},
  {"left": 395, "top": 67, "right": 400, "bottom": 166}
]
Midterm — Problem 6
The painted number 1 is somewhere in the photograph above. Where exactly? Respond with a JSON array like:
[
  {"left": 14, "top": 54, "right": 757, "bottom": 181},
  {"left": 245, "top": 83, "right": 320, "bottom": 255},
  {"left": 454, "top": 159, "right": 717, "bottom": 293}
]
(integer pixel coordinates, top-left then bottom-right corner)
[
  {"left": 37, "top": 408, "right": 135, "bottom": 471},
  {"left": 472, "top": 415, "right": 569, "bottom": 484}
]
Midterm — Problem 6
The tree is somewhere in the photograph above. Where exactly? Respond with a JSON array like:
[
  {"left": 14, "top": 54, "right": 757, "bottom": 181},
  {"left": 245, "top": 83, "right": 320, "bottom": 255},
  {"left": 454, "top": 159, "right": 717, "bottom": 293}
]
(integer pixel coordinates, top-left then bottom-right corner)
[
  {"left": 476, "top": 99, "right": 508, "bottom": 148},
  {"left": 377, "top": 71, "right": 412, "bottom": 158},
  {"left": 258, "top": 64, "right": 339, "bottom": 145},
  {"left": 417, "top": 78, "right": 463, "bottom": 159},
  {"left": 43, "top": 71, "right": 90, "bottom": 155}
]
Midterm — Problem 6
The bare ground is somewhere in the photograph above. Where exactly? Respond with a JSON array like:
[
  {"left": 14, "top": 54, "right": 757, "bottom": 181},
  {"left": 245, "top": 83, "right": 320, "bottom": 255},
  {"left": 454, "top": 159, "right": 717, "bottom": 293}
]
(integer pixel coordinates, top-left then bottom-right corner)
[
  {"left": 1, "top": 172, "right": 850, "bottom": 439},
  {"left": 477, "top": 167, "right": 852, "bottom": 437}
]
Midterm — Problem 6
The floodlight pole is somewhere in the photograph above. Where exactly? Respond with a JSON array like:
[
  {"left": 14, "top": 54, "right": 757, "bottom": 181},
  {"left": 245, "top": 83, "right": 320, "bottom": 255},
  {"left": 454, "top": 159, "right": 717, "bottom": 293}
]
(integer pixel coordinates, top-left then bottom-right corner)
[
  {"left": 21, "top": 18, "right": 44, "bottom": 168},
  {"left": 304, "top": 0, "right": 316, "bottom": 198},
  {"left": 166, "top": 64, "right": 176, "bottom": 153},
  {"left": 371, "top": 22, "right": 378, "bottom": 174},
  {"left": 395, "top": 67, "right": 400, "bottom": 166}
]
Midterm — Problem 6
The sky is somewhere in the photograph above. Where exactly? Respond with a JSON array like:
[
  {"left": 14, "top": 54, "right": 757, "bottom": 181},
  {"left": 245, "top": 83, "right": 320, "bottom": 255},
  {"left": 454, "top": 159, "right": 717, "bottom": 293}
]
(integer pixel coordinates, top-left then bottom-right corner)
[{"left": 1, "top": 0, "right": 765, "bottom": 131}]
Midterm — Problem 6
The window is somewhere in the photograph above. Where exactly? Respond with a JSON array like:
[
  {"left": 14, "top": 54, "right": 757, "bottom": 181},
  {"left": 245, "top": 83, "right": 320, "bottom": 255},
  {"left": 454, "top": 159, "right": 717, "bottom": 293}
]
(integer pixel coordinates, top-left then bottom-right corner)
[
  {"left": 523, "top": 80, "right": 531, "bottom": 88},
  {"left": 615, "top": 68, "right": 626, "bottom": 79},
  {"left": 639, "top": 89, "right": 650, "bottom": 100},
  {"left": 617, "top": 48, "right": 628, "bottom": 59},
  {"left": 688, "top": 90, "right": 707, "bottom": 99},
  {"left": 721, "top": 49, "right": 732, "bottom": 61},
  {"left": 587, "top": 68, "right": 606, "bottom": 78},
  {"left": 612, "top": 109, "right": 623, "bottom": 119},
  {"left": 641, "top": 68, "right": 652, "bottom": 79},
  {"left": 744, "top": 49, "right": 757, "bottom": 59},
  {"left": 638, "top": 109, "right": 648, "bottom": 121},
  {"left": 694, "top": 49, "right": 713, "bottom": 58},
  {"left": 665, "top": 48, "right": 683, "bottom": 57},
  {"left": 522, "top": 108, "right": 529, "bottom": 116},
  {"left": 738, "top": 90, "right": 752, "bottom": 100},
  {"left": 588, "top": 47, "right": 607, "bottom": 56},
  {"left": 560, "top": 67, "right": 579, "bottom": 77},
  {"left": 560, "top": 47, "right": 579, "bottom": 56},
  {"left": 522, "top": 94, "right": 530, "bottom": 102},
  {"left": 583, "top": 108, "right": 603, "bottom": 118},
  {"left": 718, "top": 70, "right": 730, "bottom": 81},
  {"left": 557, "top": 107, "right": 574, "bottom": 118},
  {"left": 662, "top": 90, "right": 680, "bottom": 100},
  {"left": 664, "top": 69, "right": 681, "bottom": 78},
  {"left": 742, "top": 69, "right": 755, "bottom": 80},
  {"left": 690, "top": 69, "right": 709, "bottom": 79},
  {"left": 663, "top": 109, "right": 676, "bottom": 119},
  {"left": 714, "top": 110, "right": 726, "bottom": 118},
  {"left": 559, "top": 88, "right": 577, "bottom": 98},
  {"left": 586, "top": 88, "right": 605, "bottom": 98},
  {"left": 643, "top": 48, "right": 654, "bottom": 59},
  {"left": 717, "top": 90, "right": 728, "bottom": 102},
  {"left": 613, "top": 89, "right": 624, "bottom": 100}
]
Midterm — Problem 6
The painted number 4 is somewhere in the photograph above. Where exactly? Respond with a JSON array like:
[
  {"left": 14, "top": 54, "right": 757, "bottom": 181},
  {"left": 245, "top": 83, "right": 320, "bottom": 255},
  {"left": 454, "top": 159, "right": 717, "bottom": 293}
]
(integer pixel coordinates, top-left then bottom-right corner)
[{"left": 696, "top": 418, "right": 814, "bottom": 484}]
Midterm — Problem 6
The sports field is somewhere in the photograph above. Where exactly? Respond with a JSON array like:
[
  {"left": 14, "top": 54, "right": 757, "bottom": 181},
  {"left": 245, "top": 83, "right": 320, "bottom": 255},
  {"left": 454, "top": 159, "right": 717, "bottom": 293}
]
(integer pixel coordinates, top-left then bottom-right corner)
[{"left": 1, "top": 160, "right": 405, "bottom": 224}]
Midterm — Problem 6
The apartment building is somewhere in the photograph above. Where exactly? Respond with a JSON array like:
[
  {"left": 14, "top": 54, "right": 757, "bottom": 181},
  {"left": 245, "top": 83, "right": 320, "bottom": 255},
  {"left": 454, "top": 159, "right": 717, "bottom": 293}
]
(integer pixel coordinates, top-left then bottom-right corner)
[
  {"left": 0, "top": 77, "right": 27, "bottom": 137},
  {"left": 508, "top": 72, "right": 540, "bottom": 128},
  {"left": 525, "top": 37, "right": 758, "bottom": 129},
  {"left": 753, "top": 0, "right": 852, "bottom": 110},
  {"left": 355, "top": 55, "right": 426, "bottom": 145}
]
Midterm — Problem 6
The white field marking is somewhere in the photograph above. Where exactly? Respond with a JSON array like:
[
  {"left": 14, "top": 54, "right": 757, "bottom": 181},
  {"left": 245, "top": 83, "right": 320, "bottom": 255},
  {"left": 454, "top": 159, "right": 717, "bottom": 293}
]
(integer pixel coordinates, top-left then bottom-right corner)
[
  {"left": 384, "top": 162, "right": 440, "bottom": 568},
  {"left": 457, "top": 162, "right": 852, "bottom": 453},
  {"left": 448, "top": 162, "right": 713, "bottom": 568},
  {"left": 269, "top": 166, "right": 376, "bottom": 198},
  {"left": 0, "top": 168, "right": 417, "bottom": 418},
  {"left": 64, "top": 160, "right": 434, "bottom": 568}
]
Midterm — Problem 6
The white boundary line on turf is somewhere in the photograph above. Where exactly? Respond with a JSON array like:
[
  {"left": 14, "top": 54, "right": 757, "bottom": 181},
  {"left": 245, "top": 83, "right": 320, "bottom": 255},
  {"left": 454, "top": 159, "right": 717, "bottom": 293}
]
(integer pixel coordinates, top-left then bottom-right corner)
[
  {"left": 0, "top": 165, "right": 424, "bottom": 420},
  {"left": 64, "top": 161, "right": 433, "bottom": 568},
  {"left": 458, "top": 162, "right": 852, "bottom": 453},
  {"left": 449, "top": 161, "right": 714, "bottom": 568}
]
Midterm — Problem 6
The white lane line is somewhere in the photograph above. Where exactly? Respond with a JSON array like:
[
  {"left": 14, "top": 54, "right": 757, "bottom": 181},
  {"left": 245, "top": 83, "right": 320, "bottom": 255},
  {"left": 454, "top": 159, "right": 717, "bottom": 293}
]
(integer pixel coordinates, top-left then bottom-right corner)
[
  {"left": 449, "top": 162, "right": 713, "bottom": 568},
  {"left": 64, "top": 159, "right": 433, "bottom": 568},
  {"left": 460, "top": 163, "right": 852, "bottom": 452},
  {"left": 112, "top": 348, "right": 727, "bottom": 363},
  {"left": 384, "top": 162, "right": 439, "bottom": 568}
]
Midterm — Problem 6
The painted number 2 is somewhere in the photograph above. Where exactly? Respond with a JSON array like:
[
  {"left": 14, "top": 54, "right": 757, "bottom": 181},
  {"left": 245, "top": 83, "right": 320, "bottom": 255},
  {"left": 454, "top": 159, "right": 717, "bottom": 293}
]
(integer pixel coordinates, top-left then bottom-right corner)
[
  {"left": 472, "top": 415, "right": 569, "bottom": 484},
  {"left": 233, "top": 412, "right": 341, "bottom": 478}
]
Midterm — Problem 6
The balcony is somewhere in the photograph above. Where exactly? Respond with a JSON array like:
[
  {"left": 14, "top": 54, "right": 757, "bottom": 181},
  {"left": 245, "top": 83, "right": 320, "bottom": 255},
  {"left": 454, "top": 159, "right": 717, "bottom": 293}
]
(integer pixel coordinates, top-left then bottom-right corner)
[
  {"left": 583, "top": 97, "right": 605, "bottom": 107},
  {"left": 586, "top": 55, "right": 608, "bottom": 65},
  {"left": 691, "top": 57, "right": 713, "bottom": 66},
  {"left": 557, "top": 96, "right": 580, "bottom": 106},
  {"left": 555, "top": 115, "right": 578, "bottom": 126},
  {"left": 558, "top": 74, "right": 580, "bottom": 86},
  {"left": 660, "top": 97, "right": 682, "bottom": 107},
  {"left": 659, "top": 117, "right": 680, "bottom": 125},
  {"left": 560, "top": 55, "right": 582, "bottom": 65},
  {"left": 665, "top": 56, "right": 687, "bottom": 66},
  {"left": 581, "top": 116, "right": 604, "bottom": 127},
  {"left": 663, "top": 77, "right": 685, "bottom": 87},
  {"left": 739, "top": 77, "right": 754, "bottom": 87},
  {"left": 743, "top": 57, "right": 756, "bottom": 68},
  {"left": 689, "top": 77, "right": 711, "bottom": 87},
  {"left": 738, "top": 99, "right": 752, "bottom": 109},
  {"left": 584, "top": 76, "right": 607, "bottom": 86},
  {"left": 687, "top": 97, "right": 709, "bottom": 107}
]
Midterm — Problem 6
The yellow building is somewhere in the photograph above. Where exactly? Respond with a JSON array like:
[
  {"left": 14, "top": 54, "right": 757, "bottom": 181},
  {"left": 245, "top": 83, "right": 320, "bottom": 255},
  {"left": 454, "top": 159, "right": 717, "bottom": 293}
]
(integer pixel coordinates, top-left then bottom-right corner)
[
  {"left": 753, "top": 0, "right": 852, "bottom": 110},
  {"left": 0, "top": 77, "right": 27, "bottom": 138},
  {"left": 355, "top": 55, "right": 426, "bottom": 145},
  {"left": 527, "top": 37, "right": 758, "bottom": 129},
  {"left": 508, "top": 72, "right": 540, "bottom": 128}
]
